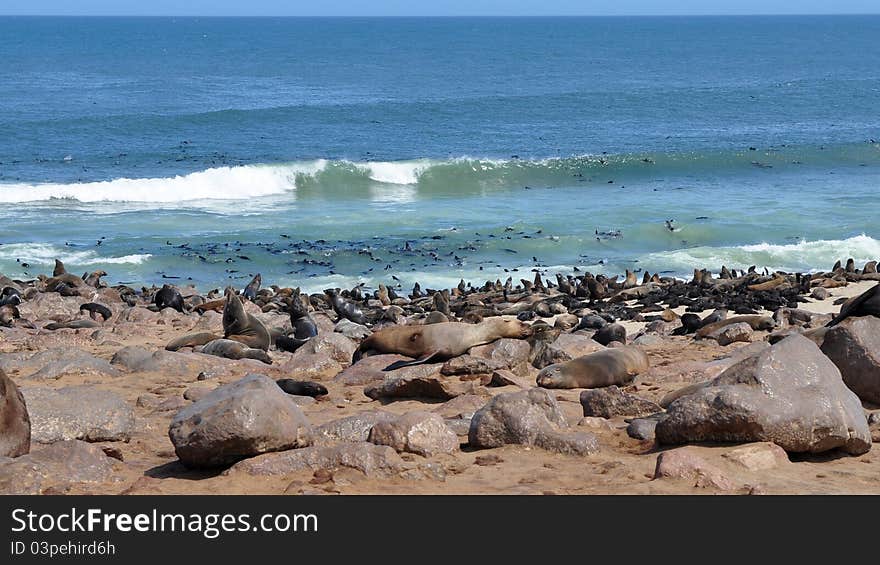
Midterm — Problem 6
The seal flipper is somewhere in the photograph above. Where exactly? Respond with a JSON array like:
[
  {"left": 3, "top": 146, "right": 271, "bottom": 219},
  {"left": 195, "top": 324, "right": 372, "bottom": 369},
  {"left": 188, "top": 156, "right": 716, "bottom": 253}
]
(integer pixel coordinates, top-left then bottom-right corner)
[
  {"left": 383, "top": 350, "right": 444, "bottom": 371},
  {"left": 276, "top": 335, "right": 310, "bottom": 353}
]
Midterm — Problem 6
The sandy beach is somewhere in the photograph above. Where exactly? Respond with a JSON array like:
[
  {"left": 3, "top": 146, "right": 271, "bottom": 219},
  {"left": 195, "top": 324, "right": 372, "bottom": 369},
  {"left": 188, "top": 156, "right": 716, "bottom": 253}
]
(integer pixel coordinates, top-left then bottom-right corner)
[{"left": 1, "top": 261, "right": 878, "bottom": 496}]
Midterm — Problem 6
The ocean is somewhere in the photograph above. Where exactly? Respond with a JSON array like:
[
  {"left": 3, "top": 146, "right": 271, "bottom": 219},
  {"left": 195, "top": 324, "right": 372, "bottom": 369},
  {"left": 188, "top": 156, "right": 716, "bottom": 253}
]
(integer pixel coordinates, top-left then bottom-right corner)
[{"left": 1, "top": 15, "right": 878, "bottom": 292}]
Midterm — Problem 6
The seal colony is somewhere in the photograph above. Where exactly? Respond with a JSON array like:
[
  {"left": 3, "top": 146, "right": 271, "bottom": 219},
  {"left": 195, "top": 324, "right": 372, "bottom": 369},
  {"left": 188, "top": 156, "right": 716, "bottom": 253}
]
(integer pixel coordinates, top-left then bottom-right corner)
[{"left": 0, "top": 256, "right": 879, "bottom": 495}]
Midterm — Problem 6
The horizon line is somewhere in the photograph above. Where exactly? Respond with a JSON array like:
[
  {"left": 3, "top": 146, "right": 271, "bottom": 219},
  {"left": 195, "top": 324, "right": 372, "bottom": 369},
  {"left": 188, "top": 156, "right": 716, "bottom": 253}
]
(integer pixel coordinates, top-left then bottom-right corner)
[{"left": 1, "top": 13, "right": 879, "bottom": 18}]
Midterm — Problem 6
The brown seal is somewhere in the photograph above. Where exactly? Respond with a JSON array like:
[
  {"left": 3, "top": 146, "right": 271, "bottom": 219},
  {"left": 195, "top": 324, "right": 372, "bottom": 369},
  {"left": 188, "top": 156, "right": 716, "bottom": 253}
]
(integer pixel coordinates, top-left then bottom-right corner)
[
  {"left": 536, "top": 346, "right": 649, "bottom": 389},
  {"left": 827, "top": 283, "right": 880, "bottom": 327},
  {"left": 353, "top": 317, "right": 531, "bottom": 368},
  {"left": 696, "top": 315, "right": 775, "bottom": 339},
  {"left": 198, "top": 339, "right": 271, "bottom": 364},
  {"left": 222, "top": 288, "right": 271, "bottom": 350},
  {"left": 0, "top": 369, "right": 30, "bottom": 457}
]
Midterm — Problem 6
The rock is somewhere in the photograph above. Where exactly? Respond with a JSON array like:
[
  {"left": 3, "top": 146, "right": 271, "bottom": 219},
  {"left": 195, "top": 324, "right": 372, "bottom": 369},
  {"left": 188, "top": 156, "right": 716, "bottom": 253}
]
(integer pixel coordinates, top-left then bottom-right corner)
[
  {"left": 432, "top": 394, "right": 488, "bottom": 418},
  {"left": 21, "top": 386, "right": 134, "bottom": 443},
  {"left": 333, "top": 354, "right": 413, "bottom": 386},
  {"left": 230, "top": 442, "right": 405, "bottom": 478},
  {"left": 169, "top": 374, "right": 313, "bottom": 469},
  {"left": 183, "top": 387, "right": 213, "bottom": 403},
  {"left": 468, "top": 388, "right": 599, "bottom": 456},
  {"left": 334, "top": 319, "right": 372, "bottom": 340},
  {"left": 579, "top": 386, "right": 662, "bottom": 419},
  {"left": 313, "top": 411, "right": 397, "bottom": 443},
  {"left": 0, "top": 370, "right": 30, "bottom": 457},
  {"left": 364, "top": 367, "right": 480, "bottom": 401},
  {"left": 1, "top": 348, "right": 120, "bottom": 380},
  {"left": 578, "top": 417, "right": 615, "bottom": 430},
  {"left": 656, "top": 334, "right": 871, "bottom": 455},
  {"left": 368, "top": 411, "right": 459, "bottom": 457},
  {"left": 627, "top": 418, "right": 658, "bottom": 441},
  {"left": 820, "top": 316, "right": 880, "bottom": 404},
  {"left": 712, "top": 322, "right": 753, "bottom": 346},
  {"left": 0, "top": 440, "right": 115, "bottom": 494},
  {"left": 532, "top": 334, "right": 604, "bottom": 369},
  {"left": 653, "top": 447, "right": 735, "bottom": 490},
  {"left": 443, "top": 417, "right": 472, "bottom": 436},
  {"left": 632, "top": 334, "right": 665, "bottom": 347},
  {"left": 489, "top": 369, "right": 534, "bottom": 389},
  {"left": 811, "top": 287, "right": 830, "bottom": 301},
  {"left": 290, "top": 333, "right": 356, "bottom": 366},
  {"left": 469, "top": 338, "right": 532, "bottom": 376},
  {"left": 721, "top": 442, "right": 789, "bottom": 471},
  {"left": 440, "top": 355, "right": 506, "bottom": 376},
  {"left": 869, "top": 412, "right": 880, "bottom": 443},
  {"left": 281, "top": 353, "right": 343, "bottom": 381}
]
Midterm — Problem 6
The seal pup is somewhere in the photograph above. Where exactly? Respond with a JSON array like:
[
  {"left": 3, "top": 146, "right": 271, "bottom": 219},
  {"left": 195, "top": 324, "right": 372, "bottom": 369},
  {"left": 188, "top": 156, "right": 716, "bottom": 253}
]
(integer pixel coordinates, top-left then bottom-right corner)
[
  {"left": 276, "top": 379, "right": 327, "bottom": 397},
  {"left": 222, "top": 288, "right": 271, "bottom": 350},
  {"left": 354, "top": 317, "right": 532, "bottom": 369},
  {"left": 325, "top": 289, "right": 367, "bottom": 325},
  {"left": 79, "top": 303, "right": 112, "bottom": 321},
  {"left": 83, "top": 270, "right": 107, "bottom": 288},
  {"left": 592, "top": 323, "right": 626, "bottom": 346},
  {"left": 276, "top": 294, "right": 319, "bottom": 354},
  {"left": 154, "top": 284, "right": 185, "bottom": 312},
  {"left": 827, "top": 282, "right": 880, "bottom": 327},
  {"left": 536, "top": 346, "right": 649, "bottom": 389},
  {"left": 0, "top": 287, "right": 22, "bottom": 307},
  {"left": 198, "top": 339, "right": 272, "bottom": 364},
  {"left": 0, "top": 305, "right": 20, "bottom": 327},
  {"left": 242, "top": 273, "right": 262, "bottom": 301}
]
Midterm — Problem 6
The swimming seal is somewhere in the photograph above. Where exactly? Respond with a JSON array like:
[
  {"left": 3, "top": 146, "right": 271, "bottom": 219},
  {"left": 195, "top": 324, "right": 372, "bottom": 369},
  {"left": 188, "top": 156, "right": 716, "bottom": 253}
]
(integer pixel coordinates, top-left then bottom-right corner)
[
  {"left": 276, "top": 379, "right": 327, "bottom": 397},
  {"left": 223, "top": 288, "right": 271, "bottom": 351},
  {"left": 536, "top": 346, "right": 649, "bottom": 389},
  {"left": 198, "top": 339, "right": 271, "bottom": 364},
  {"left": 827, "top": 282, "right": 880, "bottom": 327},
  {"left": 354, "top": 317, "right": 532, "bottom": 369}
]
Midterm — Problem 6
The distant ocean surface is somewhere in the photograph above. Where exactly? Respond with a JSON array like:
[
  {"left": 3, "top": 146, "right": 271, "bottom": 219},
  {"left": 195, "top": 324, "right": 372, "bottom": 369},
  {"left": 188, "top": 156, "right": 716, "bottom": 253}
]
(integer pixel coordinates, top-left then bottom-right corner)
[{"left": 1, "top": 15, "right": 879, "bottom": 292}]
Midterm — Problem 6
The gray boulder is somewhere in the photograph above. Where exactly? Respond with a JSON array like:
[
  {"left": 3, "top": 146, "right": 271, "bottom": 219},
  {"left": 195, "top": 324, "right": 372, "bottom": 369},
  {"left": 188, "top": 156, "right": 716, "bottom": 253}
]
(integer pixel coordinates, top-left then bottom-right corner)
[
  {"left": 0, "top": 440, "right": 115, "bottom": 494},
  {"left": 820, "top": 316, "right": 880, "bottom": 404},
  {"left": 468, "top": 388, "right": 599, "bottom": 455},
  {"left": 368, "top": 411, "right": 459, "bottom": 457},
  {"left": 22, "top": 386, "right": 134, "bottom": 443},
  {"left": 230, "top": 442, "right": 404, "bottom": 478},
  {"left": 656, "top": 334, "right": 871, "bottom": 455},
  {"left": 313, "top": 411, "right": 397, "bottom": 443},
  {"left": 169, "top": 373, "right": 312, "bottom": 468}
]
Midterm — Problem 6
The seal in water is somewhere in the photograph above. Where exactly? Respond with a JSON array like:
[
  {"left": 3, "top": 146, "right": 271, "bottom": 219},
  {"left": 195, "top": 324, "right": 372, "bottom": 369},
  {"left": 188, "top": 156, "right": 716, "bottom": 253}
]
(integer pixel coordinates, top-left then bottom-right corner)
[
  {"left": 536, "top": 346, "right": 650, "bottom": 389},
  {"left": 354, "top": 317, "right": 532, "bottom": 369}
]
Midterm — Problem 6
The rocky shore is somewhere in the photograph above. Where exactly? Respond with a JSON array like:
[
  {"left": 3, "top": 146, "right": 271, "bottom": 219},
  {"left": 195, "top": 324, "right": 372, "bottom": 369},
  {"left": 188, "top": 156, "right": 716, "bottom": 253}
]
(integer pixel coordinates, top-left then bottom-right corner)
[{"left": 1, "top": 259, "right": 879, "bottom": 495}]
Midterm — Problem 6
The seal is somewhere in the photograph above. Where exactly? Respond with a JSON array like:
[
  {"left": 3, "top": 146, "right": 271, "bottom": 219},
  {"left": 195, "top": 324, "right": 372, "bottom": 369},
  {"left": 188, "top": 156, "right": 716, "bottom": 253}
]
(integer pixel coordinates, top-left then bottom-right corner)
[
  {"left": 276, "top": 294, "right": 319, "bottom": 353},
  {"left": 198, "top": 339, "right": 272, "bottom": 364},
  {"left": 276, "top": 379, "right": 328, "bottom": 397},
  {"left": 154, "top": 284, "right": 185, "bottom": 312},
  {"left": 695, "top": 315, "right": 775, "bottom": 339},
  {"left": 0, "top": 305, "right": 20, "bottom": 327},
  {"left": 827, "top": 282, "right": 880, "bottom": 327},
  {"left": 325, "top": 289, "right": 367, "bottom": 325},
  {"left": 83, "top": 270, "right": 107, "bottom": 288},
  {"left": 353, "top": 317, "right": 532, "bottom": 369},
  {"left": 79, "top": 302, "right": 112, "bottom": 321},
  {"left": 44, "top": 319, "right": 101, "bottom": 330},
  {"left": 592, "top": 322, "right": 626, "bottom": 346},
  {"left": 166, "top": 332, "right": 219, "bottom": 351},
  {"left": 0, "top": 369, "right": 30, "bottom": 457},
  {"left": 242, "top": 273, "right": 262, "bottom": 301},
  {"left": 536, "top": 346, "right": 650, "bottom": 389},
  {"left": 222, "top": 288, "right": 271, "bottom": 350},
  {"left": 0, "top": 287, "right": 22, "bottom": 307}
]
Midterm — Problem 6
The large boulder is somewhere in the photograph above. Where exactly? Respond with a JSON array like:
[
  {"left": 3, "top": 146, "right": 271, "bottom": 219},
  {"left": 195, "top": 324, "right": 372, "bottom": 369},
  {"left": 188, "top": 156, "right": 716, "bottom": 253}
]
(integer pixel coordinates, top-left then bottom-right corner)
[
  {"left": 655, "top": 335, "right": 871, "bottom": 455},
  {"left": 468, "top": 388, "right": 599, "bottom": 455},
  {"left": 820, "top": 316, "right": 880, "bottom": 404},
  {"left": 333, "top": 354, "right": 414, "bottom": 386},
  {"left": 0, "top": 370, "right": 30, "bottom": 457},
  {"left": 364, "top": 365, "right": 482, "bottom": 401},
  {"left": 21, "top": 386, "right": 134, "bottom": 443},
  {"left": 368, "top": 411, "right": 459, "bottom": 457},
  {"left": 169, "top": 374, "right": 312, "bottom": 468},
  {"left": 0, "top": 348, "right": 120, "bottom": 380},
  {"left": 469, "top": 338, "right": 532, "bottom": 376}
]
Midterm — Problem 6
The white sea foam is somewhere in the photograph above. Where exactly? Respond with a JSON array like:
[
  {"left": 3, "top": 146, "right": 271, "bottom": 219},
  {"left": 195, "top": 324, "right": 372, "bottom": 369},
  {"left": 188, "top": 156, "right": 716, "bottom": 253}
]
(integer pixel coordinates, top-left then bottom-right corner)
[
  {"left": 641, "top": 235, "right": 880, "bottom": 274},
  {"left": 357, "top": 160, "right": 432, "bottom": 185},
  {"left": 0, "top": 162, "right": 328, "bottom": 204},
  {"left": 0, "top": 243, "right": 151, "bottom": 267}
]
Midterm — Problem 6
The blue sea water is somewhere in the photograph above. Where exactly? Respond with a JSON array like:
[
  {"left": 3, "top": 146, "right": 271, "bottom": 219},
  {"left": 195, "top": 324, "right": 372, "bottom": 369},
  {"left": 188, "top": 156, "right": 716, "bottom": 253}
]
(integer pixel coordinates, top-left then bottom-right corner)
[{"left": 0, "top": 15, "right": 878, "bottom": 292}]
